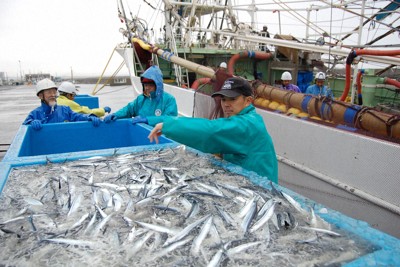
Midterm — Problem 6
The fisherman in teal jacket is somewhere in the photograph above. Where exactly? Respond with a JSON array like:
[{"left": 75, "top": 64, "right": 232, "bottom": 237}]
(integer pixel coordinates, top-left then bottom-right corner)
[
  {"left": 148, "top": 77, "right": 278, "bottom": 183},
  {"left": 104, "top": 65, "right": 178, "bottom": 126}
]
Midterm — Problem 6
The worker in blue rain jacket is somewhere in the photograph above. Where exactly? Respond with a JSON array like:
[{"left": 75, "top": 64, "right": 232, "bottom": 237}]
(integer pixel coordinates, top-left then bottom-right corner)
[
  {"left": 305, "top": 72, "right": 334, "bottom": 98},
  {"left": 148, "top": 77, "right": 278, "bottom": 183},
  {"left": 280, "top": 71, "right": 301, "bottom": 93},
  {"left": 104, "top": 65, "right": 178, "bottom": 126},
  {"left": 23, "top": 78, "right": 101, "bottom": 130},
  {"left": 57, "top": 81, "right": 111, "bottom": 117}
]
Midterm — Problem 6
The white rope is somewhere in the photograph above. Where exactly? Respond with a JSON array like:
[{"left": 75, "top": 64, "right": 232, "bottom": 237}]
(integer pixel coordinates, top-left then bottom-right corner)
[{"left": 277, "top": 155, "right": 400, "bottom": 216}]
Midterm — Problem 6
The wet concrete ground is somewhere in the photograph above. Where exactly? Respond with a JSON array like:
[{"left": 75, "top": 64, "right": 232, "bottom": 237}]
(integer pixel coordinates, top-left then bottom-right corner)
[{"left": 0, "top": 83, "right": 135, "bottom": 160}]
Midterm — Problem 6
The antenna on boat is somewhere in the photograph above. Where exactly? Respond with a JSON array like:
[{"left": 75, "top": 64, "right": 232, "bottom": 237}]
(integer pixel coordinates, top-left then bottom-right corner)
[{"left": 119, "top": 0, "right": 133, "bottom": 43}]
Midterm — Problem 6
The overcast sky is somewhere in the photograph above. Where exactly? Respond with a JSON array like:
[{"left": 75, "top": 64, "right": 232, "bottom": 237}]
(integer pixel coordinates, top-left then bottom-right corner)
[{"left": 0, "top": 0, "right": 132, "bottom": 79}]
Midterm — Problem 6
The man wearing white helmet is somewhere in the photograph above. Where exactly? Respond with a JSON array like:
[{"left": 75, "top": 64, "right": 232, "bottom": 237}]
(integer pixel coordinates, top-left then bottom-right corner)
[
  {"left": 279, "top": 71, "right": 301, "bottom": 93},
  {"left": 219, "top": 62, "right": 227, "bottom": 71},
  {"left": 305, "top": 72, "right": 334, "bottom": 98},
  {"left": 57, "top": 81, "right": 111, "bottom": 117},
  {"left": 23, "top": 78, "right": 101, "bottom": 130}
]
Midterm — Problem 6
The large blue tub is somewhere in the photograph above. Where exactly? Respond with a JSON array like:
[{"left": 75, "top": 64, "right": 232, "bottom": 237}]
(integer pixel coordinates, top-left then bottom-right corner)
[
  {"left": 1, "top": 120, "right": 399, "bottom": 266},
  {"left": 2, "top": 119, "right": 173, "bottom": 163}
]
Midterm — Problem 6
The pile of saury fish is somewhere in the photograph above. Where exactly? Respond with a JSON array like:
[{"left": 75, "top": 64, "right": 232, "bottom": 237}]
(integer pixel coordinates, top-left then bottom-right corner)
[{"left": 0, "top": 146, "right": 371, "bottom": 266}]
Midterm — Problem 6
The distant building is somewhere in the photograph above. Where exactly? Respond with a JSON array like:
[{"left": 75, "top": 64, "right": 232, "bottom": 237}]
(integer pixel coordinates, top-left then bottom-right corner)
[
  {"left": 0, "top": 72, "right": 5, "bottom": 86},
  {"left": 25, "top": 73, "right": 53, "bottom": 84},
  {"left": 110, "top": 77, "right": 131, "bottom": 86}
]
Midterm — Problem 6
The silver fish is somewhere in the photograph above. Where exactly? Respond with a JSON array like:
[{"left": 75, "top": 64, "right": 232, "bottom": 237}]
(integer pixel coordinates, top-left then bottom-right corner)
[
  {"left": 92, "top": 212, "right": 114, "bottom": 237},
  {"left": 250, "top": 201, "right": 276, "bottom": 233},
  {"left": 153, "top": 237, "right": 192, "bottom": 260},
  {"left": 163, "top": 214, "right": 211, "bottom": 247},
  {"left": 128, "top": 230, "right": 154, "bottom": 256},
  {"left": 226, "top": 241, "right": 263, "bottom": 257},
  {"left": 300, "top": 226, "right": 341, "bottom": 237},
  {"left": 191, "top": 215, "right": 213, "bottom": 256},
  {"left": 67, "top": 193, "right": 83, "bottom": 217},
  {"left": 240, "top": 197, "right": 258, "bottom": 234},
  {"left": 134, "top": 221, "right": 178, "bottom": 235},
  {"left": 24, "top": 197, "right": 44, "bottom": 206},
  {"left": 43, "top": 238, "right": 97, "bottom": 248},
  {"left": 207, "top": 248, "right": 224, "bottom": 267}
]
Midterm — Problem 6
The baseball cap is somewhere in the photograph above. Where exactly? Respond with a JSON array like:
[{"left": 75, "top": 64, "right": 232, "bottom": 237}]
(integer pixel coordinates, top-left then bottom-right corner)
[
  {"left": 141, "top": 77, "right": 155, "bottom": 84},
  {"left": 212, "top": 77, "right": 252, "bottom": 98}
]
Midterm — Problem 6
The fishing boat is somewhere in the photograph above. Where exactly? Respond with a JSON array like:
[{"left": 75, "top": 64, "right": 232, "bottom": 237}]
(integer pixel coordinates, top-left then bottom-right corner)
[{"left": 110, "top": 0, "right": 400, "bottom": 238}]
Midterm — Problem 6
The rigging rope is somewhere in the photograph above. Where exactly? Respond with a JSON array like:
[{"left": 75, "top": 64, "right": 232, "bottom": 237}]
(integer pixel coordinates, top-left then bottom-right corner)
[
  {"left": 91, "top": 47, "right": 125, "bottom": 95},
  {"left": 92, "top": 48, "right": 116, "bottom": 95},
  {"left": 92, "top": 61, "right": 125, "bottom": 95}
]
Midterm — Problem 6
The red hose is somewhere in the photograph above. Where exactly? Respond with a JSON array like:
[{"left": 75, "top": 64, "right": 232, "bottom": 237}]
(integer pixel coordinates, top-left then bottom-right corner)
[
  {"left": 355, "top": 49, "right": 400, "bottom": 57},
  {"left": 340, "top": 63, "right": 352, "bottom": 101},
  {"left": 191, "top": 77, "right": 211, "bottom": 89},
  {"left": 227, "top": 51, "right": 273, "bottom": 75},
  {"left": 340, "top": 49, "right": 400, "bottom": 101},
  {"left": 384, "top": 77, "right": 400, "bottom": 89}
]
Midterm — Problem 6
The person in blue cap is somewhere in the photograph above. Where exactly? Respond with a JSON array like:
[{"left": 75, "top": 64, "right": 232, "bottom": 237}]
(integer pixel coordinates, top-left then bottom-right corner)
[
  {"left": 23, "top": 78, "right": 101, "bottom": 130},
  {"left": 148, "top": 77, "right": 278, "bottom": 183},
  {"left": 104, "top": 65, "right": 178, "bottom": 126}
]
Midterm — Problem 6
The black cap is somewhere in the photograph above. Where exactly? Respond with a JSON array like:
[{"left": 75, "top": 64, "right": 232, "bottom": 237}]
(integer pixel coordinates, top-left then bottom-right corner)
[{"left": 212, "top": 77, "right": 252, "bottom": 98}]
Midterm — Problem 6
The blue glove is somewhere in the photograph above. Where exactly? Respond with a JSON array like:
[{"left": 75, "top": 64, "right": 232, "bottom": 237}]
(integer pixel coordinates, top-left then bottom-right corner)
[
  {"left": 30, "top": 120, "right": 42, "bottom": 131},
  {"left": 104, "top": 114, "right": 117, "bottom": 123},
  {"left": 132, "top": 116, "right": 148, "bottom": 125},
  {"left": 103, "top": 106, "right": 111, "bottom": 113},
  {"left": 88, "top": 116, "right": 101, "bottom": 127}
]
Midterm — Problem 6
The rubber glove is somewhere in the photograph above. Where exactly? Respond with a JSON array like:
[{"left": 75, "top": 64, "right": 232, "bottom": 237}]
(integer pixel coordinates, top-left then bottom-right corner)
[
  {"left": 132, "top": 116, "right": 148, "bottom": 125},
  {"left": 104, "top": 114, "right": 117, "bottom": 123},
  {"left": 103, "top": 106, "right": 111, "bottom": 113},
  {"left": 30, "top": 120, "right": 43, "bottom": 131},
  {"left": 88, "top": 116, "right": 101, "bottom": 127}
]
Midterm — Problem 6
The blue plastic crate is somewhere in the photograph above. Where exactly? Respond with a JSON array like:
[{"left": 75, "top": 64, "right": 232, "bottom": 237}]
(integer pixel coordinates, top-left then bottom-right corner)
[
  {"left": 3, "top": 119, "right": 173, "bottom": 162},
  {"left": 74, "top": 94, "right": 99, "bottom": 109}
]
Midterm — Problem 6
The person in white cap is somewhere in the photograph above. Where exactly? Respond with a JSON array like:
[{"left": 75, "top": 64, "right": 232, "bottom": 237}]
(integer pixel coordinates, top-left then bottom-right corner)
[
  {"left": 148, "top": 77, "right": 278, "bottom": 184},
  {"left": 23, "top": 78, "right": 101, "bottom": 130},
  {"left": 57, "top": 81, "right": 111, "bottom": 117},
  {"left": 280, "top": 71, "right": 301, "bottom": 93},
  {"left": 305, "top": 72, "right": 334, "bottom": 98},
  {"left": 219, "top": 62, "right": 227, "bottom": 71}
]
